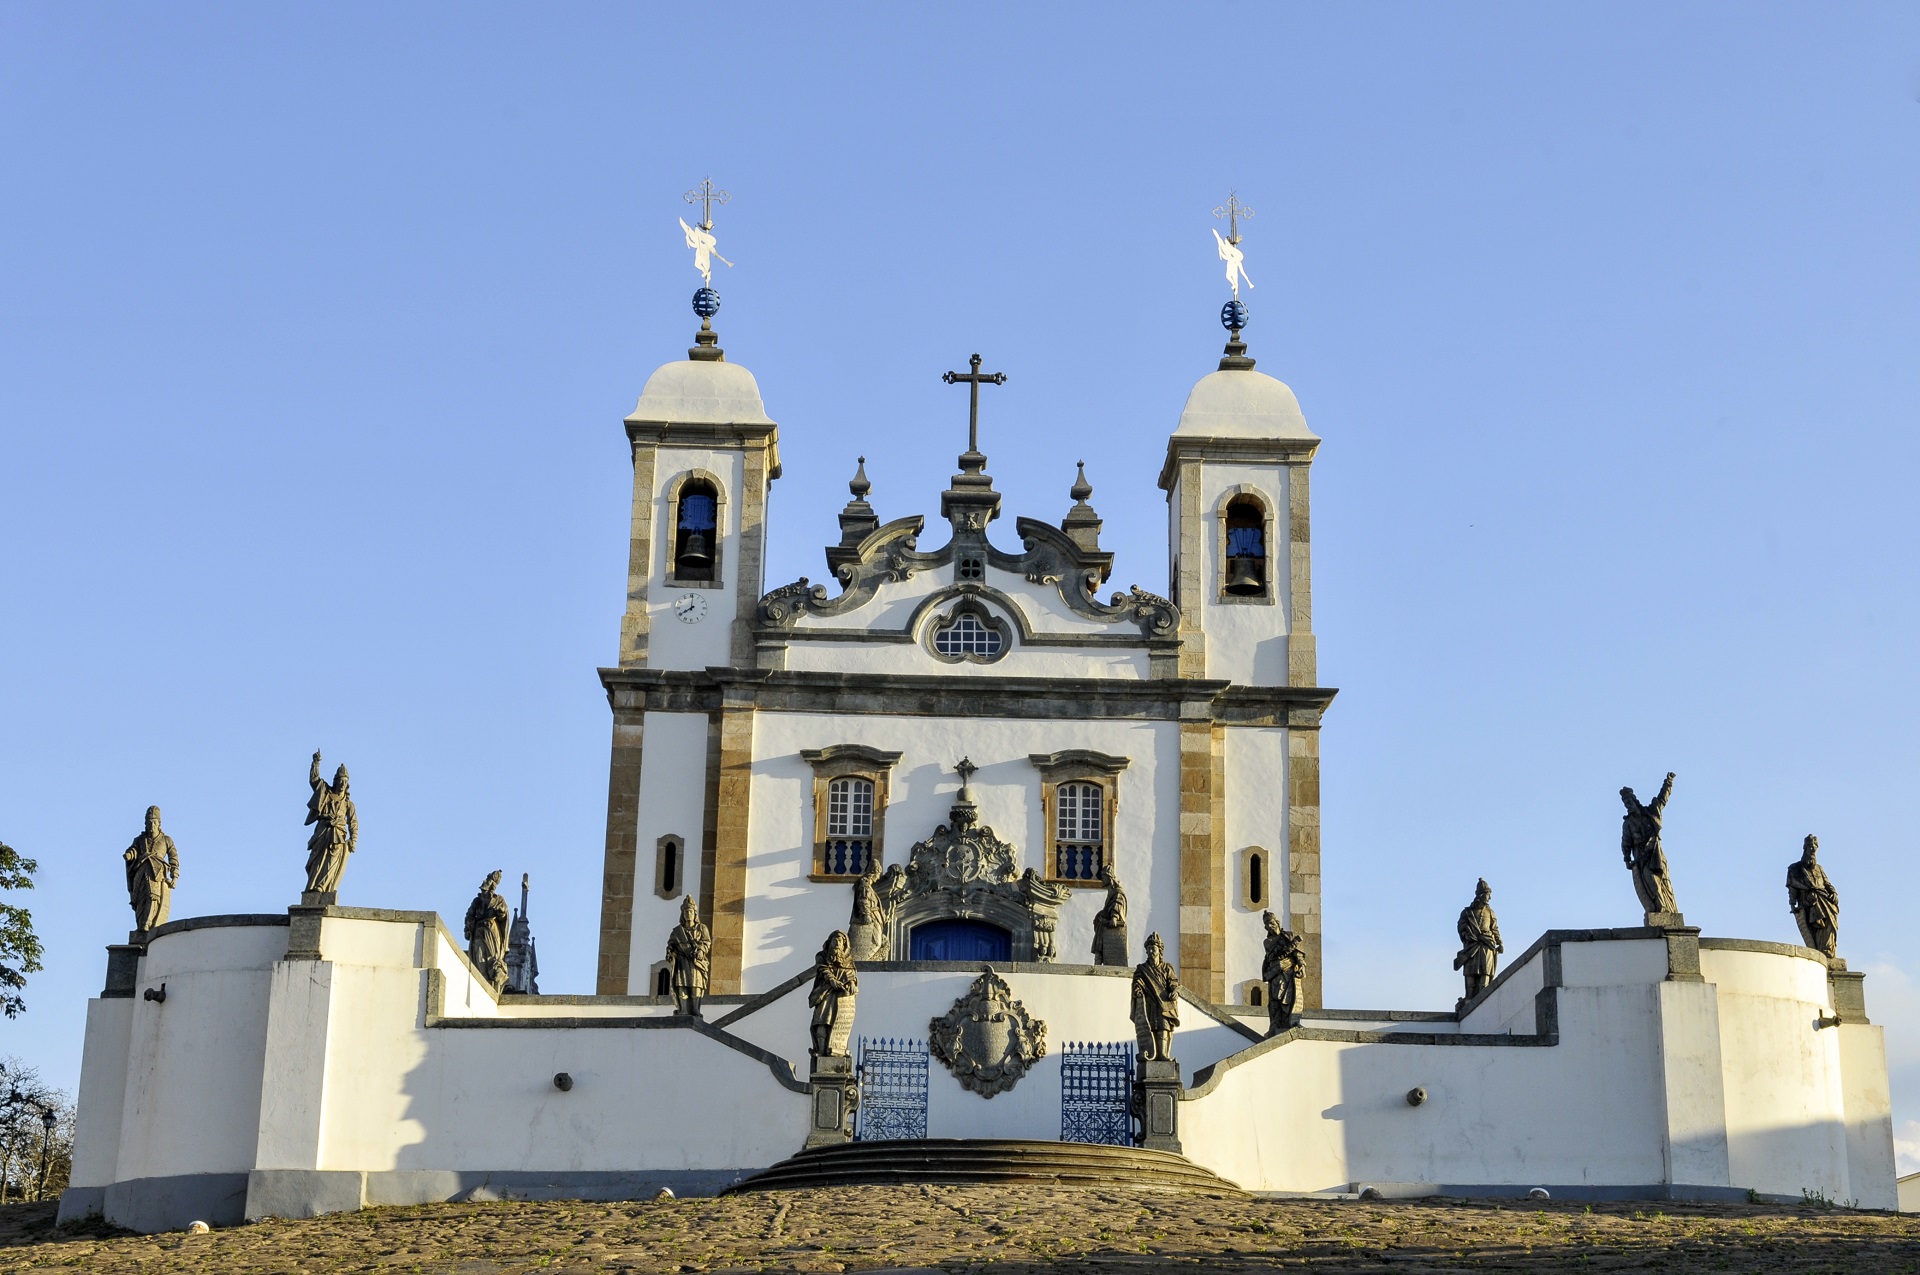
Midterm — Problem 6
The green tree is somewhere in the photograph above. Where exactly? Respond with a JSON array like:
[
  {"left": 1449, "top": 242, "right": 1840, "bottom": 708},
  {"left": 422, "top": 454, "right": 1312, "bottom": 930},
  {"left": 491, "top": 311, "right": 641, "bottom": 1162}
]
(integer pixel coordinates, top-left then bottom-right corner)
[{"left": 0, "top": 842, "right": 43, "bottom": 1019}]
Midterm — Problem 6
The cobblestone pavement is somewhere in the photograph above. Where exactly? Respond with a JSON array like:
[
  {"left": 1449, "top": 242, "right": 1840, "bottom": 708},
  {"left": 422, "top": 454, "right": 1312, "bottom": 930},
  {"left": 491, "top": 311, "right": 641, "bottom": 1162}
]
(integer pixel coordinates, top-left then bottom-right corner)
[{"left": 8, "top": 1187, "right": 1920, "bottom": 1273}]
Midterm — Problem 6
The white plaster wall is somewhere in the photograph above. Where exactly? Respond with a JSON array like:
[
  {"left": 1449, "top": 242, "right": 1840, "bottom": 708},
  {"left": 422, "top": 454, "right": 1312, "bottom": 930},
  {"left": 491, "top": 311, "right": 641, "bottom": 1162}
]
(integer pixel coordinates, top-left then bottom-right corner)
[
  {"left": 1836, "top": 1023, "right": 1899, "bottom": 1210},
  {"left": 791, "top": 564, "right": 1126, "bottom": 639},
  {"left": 1184, "top": 461, "right": 1295, "bottom": 688},
  {"left": 68, "top": 998, "right": 134, "bottom": 1188},
  {"left": 113, "top": 926, "right": 283, "bottom": 1180},
  {"left": 1182, "top": 985, "right": 1673, "bottom": 1192},
  {"left": 782, "top": 638, "right": 1152, "bottom": 679},
  {"left": 628, "top": 711, "right": 711, "bottom": 992},
  {"left": 1224, "top": 726, "right": 1287, "bottom": 999},
  {"left": 741, "top": 713, "right": 1181, "bottom": 990},
  {"left": 1458, "top": 945, "right": 1545, "bottom": 1035},
  {"left": 1701, "top": 948, "right": 1851, "bottom": 1200},
  {"left": 647, "top": 447, "right": 746, "bottom": 672}
]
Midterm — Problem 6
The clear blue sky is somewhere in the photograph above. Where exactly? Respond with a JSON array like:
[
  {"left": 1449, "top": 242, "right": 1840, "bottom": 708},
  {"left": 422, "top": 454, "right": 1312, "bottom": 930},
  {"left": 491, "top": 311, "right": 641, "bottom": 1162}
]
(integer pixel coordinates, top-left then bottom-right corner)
[{"left": 4, "top": 5, "right": 1918, "bottom": 1164}]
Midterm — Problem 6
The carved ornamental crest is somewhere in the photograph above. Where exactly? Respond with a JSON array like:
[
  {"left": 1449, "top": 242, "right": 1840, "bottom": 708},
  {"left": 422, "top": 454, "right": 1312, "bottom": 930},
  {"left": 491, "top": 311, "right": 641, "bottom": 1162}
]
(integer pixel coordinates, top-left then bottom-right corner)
[
  {"left": 928, "top": 966, "right": 1048, "bottom": 1098},
  {"left": 906, "top": 800, "right": 1018, "bottom": 894}
]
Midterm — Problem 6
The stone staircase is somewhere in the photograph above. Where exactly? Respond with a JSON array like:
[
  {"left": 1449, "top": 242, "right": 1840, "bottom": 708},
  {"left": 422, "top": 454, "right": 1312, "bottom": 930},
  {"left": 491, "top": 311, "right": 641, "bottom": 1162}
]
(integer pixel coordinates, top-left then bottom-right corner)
[{"left": 726, "top": 1138, "right": 1246, "bottom": 1195}]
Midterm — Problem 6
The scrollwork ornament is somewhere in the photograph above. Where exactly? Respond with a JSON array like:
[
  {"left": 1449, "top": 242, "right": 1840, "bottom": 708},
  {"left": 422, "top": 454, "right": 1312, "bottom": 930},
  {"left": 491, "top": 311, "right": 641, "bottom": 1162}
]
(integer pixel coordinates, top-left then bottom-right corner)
[{"left": 927, "top": 965, "right": 1049, "bottom": 1097}]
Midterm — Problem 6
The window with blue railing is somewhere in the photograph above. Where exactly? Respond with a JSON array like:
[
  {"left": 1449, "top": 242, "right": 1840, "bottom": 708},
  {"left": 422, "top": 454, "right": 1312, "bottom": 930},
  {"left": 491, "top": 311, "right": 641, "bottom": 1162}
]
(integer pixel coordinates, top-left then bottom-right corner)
[
  {"left": 1053, "top": 781, "right": 1107, "bottom": 881},
  {"left": 822, "top": 776, "right": 875, "bottom": 877}
]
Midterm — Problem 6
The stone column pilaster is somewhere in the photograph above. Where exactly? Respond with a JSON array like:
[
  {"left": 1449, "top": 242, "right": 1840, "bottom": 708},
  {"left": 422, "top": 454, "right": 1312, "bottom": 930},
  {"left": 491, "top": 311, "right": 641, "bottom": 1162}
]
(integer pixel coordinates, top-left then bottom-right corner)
[
  {"left": 1178, "top": 706, "right": 1226, "bottom": 1002},
  {"left": 705, "top": 683, "right": 758, "bottom": 994},
  {"left": 1286, "top": 726, "right": 1323, "bottom": 1010},
  {"left": 618, "top": 444, "right": 658, "bottom": 669},
  {"left": 595, "top": 704, "right": 644, "bottom": 994}
]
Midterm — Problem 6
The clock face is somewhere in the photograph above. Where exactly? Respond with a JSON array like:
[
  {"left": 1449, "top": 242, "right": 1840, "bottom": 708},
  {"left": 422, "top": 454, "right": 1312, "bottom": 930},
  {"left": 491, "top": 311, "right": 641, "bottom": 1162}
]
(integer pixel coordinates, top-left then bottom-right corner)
[{"left": 672, "top": 592, "right": 708, "bottom": 624}]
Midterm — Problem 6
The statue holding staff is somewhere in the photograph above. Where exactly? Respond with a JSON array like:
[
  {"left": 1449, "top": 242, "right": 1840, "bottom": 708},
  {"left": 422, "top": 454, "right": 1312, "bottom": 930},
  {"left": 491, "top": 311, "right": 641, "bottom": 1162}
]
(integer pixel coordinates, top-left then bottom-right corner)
[
  {"left": 1786, "top": 835, "right": 1840, "bottom": 958},
  {"left": 303, "top": 750, "right": 358, "bottom": 898},
  {"left": 123, "top": 806, "right": 179, "bottom": 935},
  {"left": 1130, "top": 931, "right": 1181, "bottom": 1062},
  {"left": 665, "top": 895, "right": 711, "bottom": 1017},
  {"left": 1452, "top": 878, "right": 1504, "bottom": 1007},
  {"left": 1619, "top": 772, "right": 1679, "bottom": 918}
]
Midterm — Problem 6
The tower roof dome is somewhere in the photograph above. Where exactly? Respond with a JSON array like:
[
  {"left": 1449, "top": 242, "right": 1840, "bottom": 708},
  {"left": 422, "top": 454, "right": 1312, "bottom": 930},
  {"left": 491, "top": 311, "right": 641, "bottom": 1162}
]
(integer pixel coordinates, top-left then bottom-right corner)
[
  {"left": 626, "top": 358, "right": 776, "bottom": 428},
  {"left": 1173, "top": 368, "right": 1315, "bottom": 440}
]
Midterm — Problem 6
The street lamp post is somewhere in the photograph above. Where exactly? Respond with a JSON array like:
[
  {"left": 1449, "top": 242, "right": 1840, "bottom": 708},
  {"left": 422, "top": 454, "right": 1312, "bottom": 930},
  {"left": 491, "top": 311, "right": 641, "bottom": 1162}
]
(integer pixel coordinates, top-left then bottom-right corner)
[{"left": 35, "top": 1108, "right": 55, "bottom": 1201}]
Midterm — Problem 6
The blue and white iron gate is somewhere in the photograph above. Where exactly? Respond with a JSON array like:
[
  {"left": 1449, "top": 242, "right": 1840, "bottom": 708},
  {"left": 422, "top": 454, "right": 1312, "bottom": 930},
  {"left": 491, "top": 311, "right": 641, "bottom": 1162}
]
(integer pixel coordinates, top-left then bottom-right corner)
[
  {"left": 854, "top": 1036, "right": 929, "bottom": 1142},
  {"left": 1059, "top": 1041, "right": 1135, "bottom": 1146}
]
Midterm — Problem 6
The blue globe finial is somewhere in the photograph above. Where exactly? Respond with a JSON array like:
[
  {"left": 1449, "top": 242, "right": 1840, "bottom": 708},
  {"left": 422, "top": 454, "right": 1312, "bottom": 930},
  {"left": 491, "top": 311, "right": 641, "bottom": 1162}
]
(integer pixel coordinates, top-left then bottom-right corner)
[
  {"left": 1220, "top": 298, "right": 1249, "bottom": 332},
  {"left": 692, "top": 287, "right": 721, "bottom": 320}
]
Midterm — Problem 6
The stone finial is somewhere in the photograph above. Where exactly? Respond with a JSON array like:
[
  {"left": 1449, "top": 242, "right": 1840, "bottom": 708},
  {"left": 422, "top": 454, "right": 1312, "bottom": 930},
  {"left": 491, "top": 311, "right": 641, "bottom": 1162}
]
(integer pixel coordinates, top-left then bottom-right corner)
[
  {"left": 849, "top": 456, "right": 871, "bottom": 500},
  {"left": 827, "top": 457, "right": 881, "bottom": 575},
  {"left": 1061, "top": 459, "right": 1103, "bottom": 553}
]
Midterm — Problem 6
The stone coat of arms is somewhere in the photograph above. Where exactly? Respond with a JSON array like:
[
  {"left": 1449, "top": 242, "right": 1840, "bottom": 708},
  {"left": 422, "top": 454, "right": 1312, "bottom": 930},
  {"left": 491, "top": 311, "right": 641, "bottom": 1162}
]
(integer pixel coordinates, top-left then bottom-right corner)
[{"left": 928, "top": 966, "right": 1048, "bottom": 1098}]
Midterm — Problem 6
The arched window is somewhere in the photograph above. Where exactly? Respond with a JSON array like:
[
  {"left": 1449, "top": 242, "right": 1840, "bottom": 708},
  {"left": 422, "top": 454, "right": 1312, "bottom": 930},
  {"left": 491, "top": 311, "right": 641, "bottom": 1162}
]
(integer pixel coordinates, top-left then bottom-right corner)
[
  {"left": 655, "top": 835, "right": 683, "bottom": 900},
  {"left": 1246, "top": 981, "right": 1266, "bottom": 1008},
  {"left": 652, "top": 963, "right": 671, "bottom": 999},
  {"left": 1055, "top": 781, "right": 1105, "bottom": 881},
  {"left": 673, "top": 480, "right": 718, "bottom": 582},
  {"left": 823, "top": 775, "right": 875, "bottom": 877},
  {"left": 1223, "top": 496, "right": 1267, "bottom": 597}
]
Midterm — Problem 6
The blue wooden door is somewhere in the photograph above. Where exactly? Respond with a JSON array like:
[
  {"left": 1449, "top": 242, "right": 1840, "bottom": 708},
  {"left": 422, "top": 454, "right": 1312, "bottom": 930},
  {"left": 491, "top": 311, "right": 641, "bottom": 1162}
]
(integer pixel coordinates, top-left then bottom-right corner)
[{"left": 909, "top": 919, "right": 1012, "bottom": 962}]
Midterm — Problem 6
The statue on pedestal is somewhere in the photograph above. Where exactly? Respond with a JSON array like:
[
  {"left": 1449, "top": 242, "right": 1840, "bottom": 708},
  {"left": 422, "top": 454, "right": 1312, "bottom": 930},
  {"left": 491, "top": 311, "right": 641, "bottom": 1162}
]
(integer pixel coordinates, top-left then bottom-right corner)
[
  {"left": 1786, "top": 835, "right": 1839, "bottom": 958},
  {"left": 1090, "top": 864, "right": 1128, "bottom": 966},
  {"left": 848, "top": 855, "right": 905, "bottom": 962},
  {"left": 1129, "top": 931, "right": 1180, "bottom": 1062},
  {"left": 123, "top": 806, "right": 179, "bottom": 935},
  {"left": 1019, "top": 869, "right": 1071, "bottom": 961},
  {"left": 1619, "top": 772, "right": 1679, "bottom": 919},
  {"left": 1260, "top": 912, "right": 1305, "bottom": 1036},
  {"left": 808, "top": 930, "right": 859, "bottom": 1058},
  {"left": 463, "top": 870, "right": 510, "bottom": 993},
  {"left": 302, "top": 750, "right": 358, "bottom": 899},
  {"left": 665, "top": 895, "right": 711, "bottom": 1016},
  {"left": 1452, "top": 878, "right": 1504, "bottom": 1007}
]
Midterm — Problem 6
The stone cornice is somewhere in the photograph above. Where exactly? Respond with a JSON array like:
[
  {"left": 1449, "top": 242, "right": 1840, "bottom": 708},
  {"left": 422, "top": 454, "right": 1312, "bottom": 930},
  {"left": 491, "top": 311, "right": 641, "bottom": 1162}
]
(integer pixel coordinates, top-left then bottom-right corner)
[
  {"left": 598, "top": 666, "right": 1336, "bottom": 727},
  {"left": 1158, "top": 434, "right": 1320, "bottom": 491},
  {"left": 626, "top": 421, "right": 782, "bottom": 481}
]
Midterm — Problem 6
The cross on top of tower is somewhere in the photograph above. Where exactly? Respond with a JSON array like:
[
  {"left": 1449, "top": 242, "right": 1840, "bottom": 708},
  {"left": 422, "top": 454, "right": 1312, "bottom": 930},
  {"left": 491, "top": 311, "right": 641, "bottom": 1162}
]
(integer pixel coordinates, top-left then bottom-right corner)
[
  {"left": 942, "top": 353, "right": 1007, "bottom": 465},
  {"left": 684, "top": 178, "right": 730, "bottom": 232},
  {"left": 1213, "top": 190, "right": 1254, "bottom": 245}
]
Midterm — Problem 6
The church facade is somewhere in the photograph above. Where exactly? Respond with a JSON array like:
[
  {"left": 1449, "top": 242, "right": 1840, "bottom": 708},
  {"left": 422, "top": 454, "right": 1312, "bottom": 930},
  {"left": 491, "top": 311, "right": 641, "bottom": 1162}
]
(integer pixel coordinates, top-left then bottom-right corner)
[
  {"left": 594, "top": 332, "right": 1328, "bottom": 1011},
  {"left": 57, "top": 279, "right": 1900, "bottom": 1233}
]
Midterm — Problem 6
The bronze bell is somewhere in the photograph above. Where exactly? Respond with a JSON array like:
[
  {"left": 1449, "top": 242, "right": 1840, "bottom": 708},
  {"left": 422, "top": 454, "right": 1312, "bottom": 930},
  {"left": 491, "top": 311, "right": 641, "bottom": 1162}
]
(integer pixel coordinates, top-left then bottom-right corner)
[
  {"left": 677, "top": 531, "right": 713, "bottom": 572},
  {"left": 1224, "top": 555, "right": 1265, "bottom": 595}
]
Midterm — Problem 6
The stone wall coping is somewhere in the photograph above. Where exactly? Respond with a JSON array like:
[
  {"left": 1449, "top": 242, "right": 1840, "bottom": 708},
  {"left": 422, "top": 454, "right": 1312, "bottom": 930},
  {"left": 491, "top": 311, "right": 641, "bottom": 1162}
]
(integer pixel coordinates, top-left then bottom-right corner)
[
  {"left": 1697, "top": 936, "right": 1830, "bottom": 963},
  {"left": 146, "top": 913, "right": 291, "bottom": 941},
  {"left": 1303, "top": 1009, "right": 1459, "bottom": 1023}
]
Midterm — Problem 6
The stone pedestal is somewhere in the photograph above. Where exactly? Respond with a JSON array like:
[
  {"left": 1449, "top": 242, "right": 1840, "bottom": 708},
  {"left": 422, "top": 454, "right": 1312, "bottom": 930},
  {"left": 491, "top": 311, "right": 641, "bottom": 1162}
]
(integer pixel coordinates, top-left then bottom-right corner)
[
  {"left": 1134, "top": 1057, "right": 1182, "bottom": 1154},
  {"left": 805, "top": 1054, "right": 857, "bottom": 1148},
  {"left": 102, "top": 944, "right": 143, "bottom": 998},
  {"left": 1828, "top": 959, "right": 1869, "bottom": 1024},
  {"left": 301, "top": 890, "right": 338, "bottom": 908},
  {"left": 1656, "top": 925, "right": 1703, "bottom": 983},
  {"left": 1643, "top": 911, "right": 1686, "bottom": 929},
  {"left": 286, "top": 905, "right": 329, "bottom": 961}
]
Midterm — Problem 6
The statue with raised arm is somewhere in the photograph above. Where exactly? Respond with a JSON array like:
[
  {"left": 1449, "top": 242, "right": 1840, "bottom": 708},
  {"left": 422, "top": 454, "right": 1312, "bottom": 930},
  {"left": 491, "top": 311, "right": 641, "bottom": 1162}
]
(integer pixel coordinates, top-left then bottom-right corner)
[
  {"left": 123, "top": 805, "right": 180, "bottom": 935},
  {"left": 1130, "top": 931, "right": 1181, "bottom": 1062},
  {"left": 1091, "top": 863, "right": 1129, "bottom": 966},
  {"left": 679, "top": 217, "right": 733, "bottom": 288},
  {"left": 463, "top": 870, "right": 510, "bottom": 993},
  {"left": 303, "top": 750, "right": 358, "bottom": 899},
  {"left": 1452, "top": 878, "right": 1504, "bottom": 1007},
  {"left": 1260, "top": 912, "right": 1306, "bottom": 1036},
  {"left": 665, "top": 894, "right": 711, "bottom": 1017},
  {"left": 1620, "top": 771, "right": 1679, "bottom": 918},
  {"left": 1212, "top": 227, "right": 1254, "bottom": 297},
  {"left": 808, "top": 930, "right": 859, "bottom": 1058},
  {"left": 1786, "top": 835, "right": 1839, "bottom": 958}
]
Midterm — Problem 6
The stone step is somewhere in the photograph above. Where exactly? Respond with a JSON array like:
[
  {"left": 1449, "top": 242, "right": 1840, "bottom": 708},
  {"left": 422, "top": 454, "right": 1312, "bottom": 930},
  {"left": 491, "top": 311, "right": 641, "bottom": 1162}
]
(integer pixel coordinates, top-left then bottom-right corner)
[{"left": 728, "top": 1138, "right": 1246, "bottom": 1195}]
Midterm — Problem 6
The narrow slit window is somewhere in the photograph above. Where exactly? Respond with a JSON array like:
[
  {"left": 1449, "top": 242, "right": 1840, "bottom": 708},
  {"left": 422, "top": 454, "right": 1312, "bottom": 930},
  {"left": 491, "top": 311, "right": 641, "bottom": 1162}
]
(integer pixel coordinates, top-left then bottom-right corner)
[
  {"left": 656, "top": 836, "right": 682, "bottom": 899},
  {"left": 1055, "top": 781, "right": 1105, "bottom": 881},
  {"left": 653, "top": 965, "right": 671, "bottom": 998},
  {"left": 673, "top": 481, "right": 718, "bottom": 582},
  {"left": 1223, "top": 496, "right": 1267, "bottom": 596},
  {"left": 823, "top": 776, "right": 875, "bottom": 876}
]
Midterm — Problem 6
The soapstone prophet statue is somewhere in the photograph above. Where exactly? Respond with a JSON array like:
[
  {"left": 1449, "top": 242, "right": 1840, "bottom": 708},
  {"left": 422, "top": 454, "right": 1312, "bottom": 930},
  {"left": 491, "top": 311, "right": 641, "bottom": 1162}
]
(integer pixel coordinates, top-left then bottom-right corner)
[
  {"left": 1130, "top": 931, "right": 1181, "bottom": 1062},
  {"left": 464, "top": 869, "right": 510, "bottom": 993},
  {"left": 123, "top": 806, "right": 179, "bottom": 934},
  {"left": 303, "top": 751, "right": 358, "bottom": 897},
  {"left": 665, "top": 894, "right": 712, "bottom": 1017},
  {"left": 808, "top": 929, "right": 859, "bottom": 1058},
  {"left": 1619, "top": 772, "right": 1679, "bottom": 917},
  {"left": 1091, "top": 863, "right": 1128, "bottom": 966},
  {"left": 1786, "top": 835, "right": 1840, "bottom": 958},
  {"left": 1452, "top": 878, "right": 1504, "bottom": 1006},
  {"left": 1260, "top": 911, "right": 1306, "bottom": 1036}
]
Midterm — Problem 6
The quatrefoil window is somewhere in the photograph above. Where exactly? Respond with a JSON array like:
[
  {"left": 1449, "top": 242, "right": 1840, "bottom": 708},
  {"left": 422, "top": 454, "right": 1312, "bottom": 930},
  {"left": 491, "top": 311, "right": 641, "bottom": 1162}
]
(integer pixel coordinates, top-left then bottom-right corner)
[{"left": 927, "top": 603, "right": 1009, "bottom": 663}]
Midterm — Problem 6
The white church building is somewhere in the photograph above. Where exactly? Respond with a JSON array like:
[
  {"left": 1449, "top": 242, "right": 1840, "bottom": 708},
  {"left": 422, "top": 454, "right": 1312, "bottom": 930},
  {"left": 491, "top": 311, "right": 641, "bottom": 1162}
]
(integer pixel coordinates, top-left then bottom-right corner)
[{"left": 60, "top": 242, "right": 1899, "bottom": 1231}]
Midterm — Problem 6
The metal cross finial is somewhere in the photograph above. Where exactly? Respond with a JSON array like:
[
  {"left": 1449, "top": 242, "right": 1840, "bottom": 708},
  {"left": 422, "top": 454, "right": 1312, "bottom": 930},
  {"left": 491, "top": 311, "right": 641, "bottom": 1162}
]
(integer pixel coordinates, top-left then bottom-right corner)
[
  {"left": 1213, "top": 190, "right": 1254, "bottom": 245},
  {"left": 955, "top": 757, "right": 978, "bottom": 785},
  {"left": 942, "top": 354, "right": 1007, "bottom": 457},
  {"left": 684, "top": 177, "right": 730, "bottom": 232}
]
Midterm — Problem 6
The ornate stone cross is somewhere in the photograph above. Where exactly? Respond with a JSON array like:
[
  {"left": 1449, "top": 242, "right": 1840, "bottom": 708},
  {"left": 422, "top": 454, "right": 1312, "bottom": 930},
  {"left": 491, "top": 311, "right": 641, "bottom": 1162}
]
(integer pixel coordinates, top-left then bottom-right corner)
[{"left": 942, "top": 354, "right": 1006, "bottom": 458}]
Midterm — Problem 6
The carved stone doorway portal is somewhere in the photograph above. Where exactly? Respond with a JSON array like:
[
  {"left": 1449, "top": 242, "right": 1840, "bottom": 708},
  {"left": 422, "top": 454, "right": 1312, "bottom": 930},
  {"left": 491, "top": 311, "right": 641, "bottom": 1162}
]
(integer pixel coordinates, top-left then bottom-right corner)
[{"left": 909, "top": 918, "right": 1011, "bottom": 962}]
